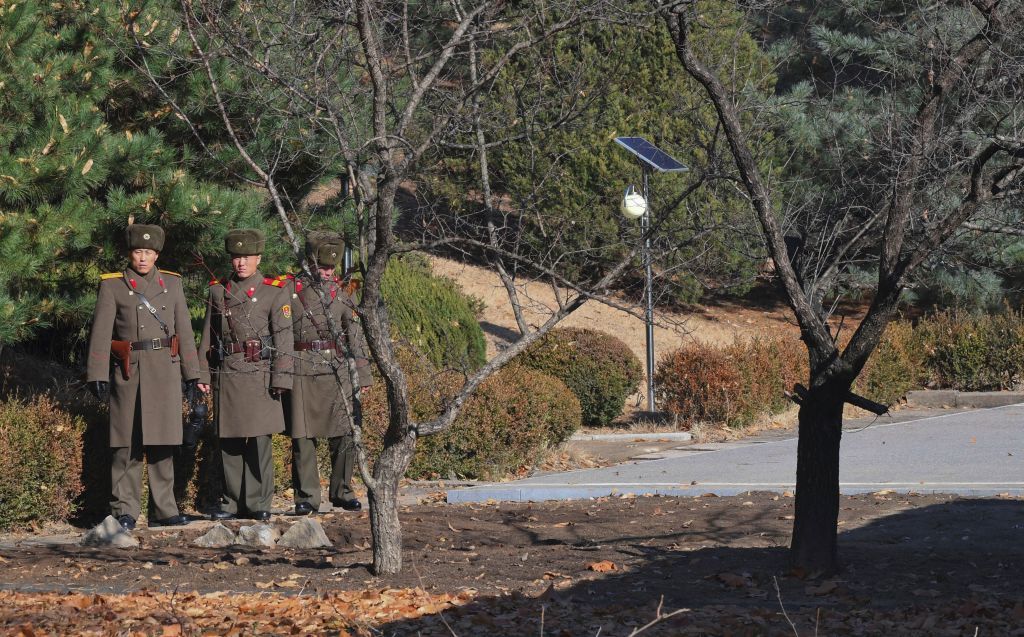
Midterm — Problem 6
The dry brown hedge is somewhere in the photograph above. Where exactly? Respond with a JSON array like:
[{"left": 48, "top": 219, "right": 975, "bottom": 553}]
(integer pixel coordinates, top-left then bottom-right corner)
[
  {"left": 0, "top": 396, "right": 85, "bottom": 531},
  {"left": 655, "top": 337, "right": 806, "bottom": 429}
]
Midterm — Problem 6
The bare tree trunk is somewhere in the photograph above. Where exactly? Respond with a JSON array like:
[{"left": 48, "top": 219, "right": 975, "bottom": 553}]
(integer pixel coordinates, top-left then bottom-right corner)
[
  {"left": 367, "top": 431, "right": 416, "bottom": 575},
  {"left": 790, "top": 378, "right": 847, "bottom": 574}
]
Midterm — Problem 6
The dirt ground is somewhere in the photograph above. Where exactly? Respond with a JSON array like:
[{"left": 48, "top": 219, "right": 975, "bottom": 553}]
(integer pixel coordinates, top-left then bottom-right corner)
[
  {"left": 3, "top": 492, "right": 1023, "bottom": 635},
  {"left": 429, "top": 256, "right": 804, "bottom": 361}
]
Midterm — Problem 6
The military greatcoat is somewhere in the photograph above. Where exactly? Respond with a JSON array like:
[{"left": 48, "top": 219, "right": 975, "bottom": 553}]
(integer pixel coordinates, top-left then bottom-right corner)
[
  {"left": 198, "top": 270, "right": 294, "bottom": 437},
  {"left": 86, "top": 268, "right": 201, "bottom": 447},
  {"left": 283, "top": 274, "right": 372, "bottom": 439}
]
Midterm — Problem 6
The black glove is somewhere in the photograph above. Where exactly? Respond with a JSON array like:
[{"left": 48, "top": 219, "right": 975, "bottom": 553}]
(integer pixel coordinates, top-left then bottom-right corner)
[{"left": 89, "top": 381, "right": 109, "bottom": 402}]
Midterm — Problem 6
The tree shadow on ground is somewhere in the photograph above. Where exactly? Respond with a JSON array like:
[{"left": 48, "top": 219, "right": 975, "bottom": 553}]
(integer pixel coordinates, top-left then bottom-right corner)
[
  {"left": 479, "top": 321, "right": 521, "bottom": 348},
  {"left": 379, "top": 497, "right": 1024, "bottom": 636}
]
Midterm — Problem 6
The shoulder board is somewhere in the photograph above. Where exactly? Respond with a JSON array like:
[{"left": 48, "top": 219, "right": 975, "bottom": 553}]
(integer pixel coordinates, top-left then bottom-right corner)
[
  {"left": 344, "top": 279, "right": 361, "bottom": 295},
  {"left": 275, "top": 273, "right": 296, "bottom": 281},
  {"left": 100, "top": 272, "right": 122, "bottom": 281},
  {"left": 263, "top": 277, "right": 286, "bottom": 287},
  {"left": 209, "top": 278, "right": 225, "bottom": 287},
  {"left": 158, "top": 269, "right": 181, "bottom": 277}
]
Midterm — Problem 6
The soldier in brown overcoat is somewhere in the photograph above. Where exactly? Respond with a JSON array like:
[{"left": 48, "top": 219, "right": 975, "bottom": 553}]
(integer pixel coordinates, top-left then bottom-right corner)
[
  {"left": 86, "top": 224, "right": 201, "bottom": 530},
  {"left": 281, "top": 233, "right": 373, "bottom": 515},
  {"left": 197, "top": 229, "right": 293, "bottom": 521}
]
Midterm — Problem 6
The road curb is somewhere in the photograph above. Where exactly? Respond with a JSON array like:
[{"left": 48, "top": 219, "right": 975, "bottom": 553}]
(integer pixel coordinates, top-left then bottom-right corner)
[
  {"left": 905, "top": 390, "right": 1024, "bottom": 409},
  {"left": 570, "top": 432, "right": 693, "bottom": 442}
]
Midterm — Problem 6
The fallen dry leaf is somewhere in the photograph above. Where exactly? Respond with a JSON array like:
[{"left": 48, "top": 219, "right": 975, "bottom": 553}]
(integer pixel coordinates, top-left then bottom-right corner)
[
  {"left": 805, "top": 580, "right": 838, "bottom": 596},
  {"left": 717, "top": 573, "right": 750, "bottom": 588},
  {"left": 587, "top": 560, "right": 617, "bottom": 573}
]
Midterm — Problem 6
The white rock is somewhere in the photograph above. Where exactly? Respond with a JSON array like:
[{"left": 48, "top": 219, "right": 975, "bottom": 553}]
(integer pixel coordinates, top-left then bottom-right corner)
[
  {"left": 235, "top": 523, "right": 279, "bottom": 547},
  {"left": 81, "top": 515, "right": 139, "bottom": 548},
  {"left": 278, "top": 518, "right": 332, "bottom": 549},
  {"left": 193, "top": 523, "right": 237, "bottom": 548}
]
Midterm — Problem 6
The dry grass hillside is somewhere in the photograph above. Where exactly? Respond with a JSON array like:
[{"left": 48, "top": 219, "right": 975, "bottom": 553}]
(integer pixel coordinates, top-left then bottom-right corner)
[{"left": 429, "top": 255, "right": 802, "bottom": 363}]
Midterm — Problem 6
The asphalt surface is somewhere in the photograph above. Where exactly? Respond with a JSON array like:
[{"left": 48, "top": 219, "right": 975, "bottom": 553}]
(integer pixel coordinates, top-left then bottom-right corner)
[{"left": 447, "top": 403, "right": 1024, "bottom": 503}]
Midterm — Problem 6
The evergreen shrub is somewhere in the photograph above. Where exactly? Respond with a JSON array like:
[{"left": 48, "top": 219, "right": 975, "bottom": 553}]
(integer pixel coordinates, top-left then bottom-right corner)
[
  {"left": 855, "top": 321, "right": 928, "bottom": 406},
  {"left": 517, "top": 328, "right": 643, "bottom": 425},
  {"left": 361, "top": 348, "right": 582, "bottom": 480},
  {"left": 920, "top": 309, "right": 1024, "bottom": 391},
  {"left": 0, "top": 396, "right": 85, "bottom": 531},
  {"left": 382, "top": 255, "right": 487, "bottom": 372},
  {"left": 411, "top": 367, "right": 581, "bottom": 480}
]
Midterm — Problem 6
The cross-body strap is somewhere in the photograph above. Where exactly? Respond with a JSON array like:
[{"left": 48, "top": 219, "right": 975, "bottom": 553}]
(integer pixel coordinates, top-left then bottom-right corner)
[{"left": 122, "top": 273, "right": 170, "bottom": 337}]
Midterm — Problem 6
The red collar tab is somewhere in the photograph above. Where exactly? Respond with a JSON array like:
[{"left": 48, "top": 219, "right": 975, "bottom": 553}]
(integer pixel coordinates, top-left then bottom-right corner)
[
  {"left": 158, "top": 278, "right": 165, "bottom": 288},
  {"left": 247, "top": 287, "right": 255, "bottom": 298},
  {"left": 129, "top": 278, "right": 137, "bottom": 289}
]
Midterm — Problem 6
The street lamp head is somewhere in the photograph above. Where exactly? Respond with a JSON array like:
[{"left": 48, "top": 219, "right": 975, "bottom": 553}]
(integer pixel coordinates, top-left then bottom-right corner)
[{"left": 621, "top": 184, "right": 647, "bottom": 219}]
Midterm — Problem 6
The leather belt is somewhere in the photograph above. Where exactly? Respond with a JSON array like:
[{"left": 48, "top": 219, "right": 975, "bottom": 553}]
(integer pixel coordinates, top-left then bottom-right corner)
[
  {"left": 295, "top": 340, "right": 334, "bottom": 352},
  {"left": 130, "top": 337, "right": 173, "bottom": 351}
]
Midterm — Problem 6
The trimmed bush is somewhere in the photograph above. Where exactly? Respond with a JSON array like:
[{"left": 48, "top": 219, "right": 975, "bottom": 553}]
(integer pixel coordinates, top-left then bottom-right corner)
[
  {"left": 655, "top": 345, "right": 740, "bottom": 425},
  {"left": 411, "top": 367, "right": 582, "bottom": 479},
  {"left": 731, "top": 337, "right": 806, "bottom": 423},
  {"left": 361, "top": 347, "right": 582, "bottom": 480},
  {"left": 382, "top": 254, "right": 487, "bottom": 373},
  {"left": 0, "top": 396, "right": 85, "bottom": 531},
  {"left": 518, "top": 328, "right": 643, "bottom": 425},
  {"left": 655, "top": 337, "right": 806, "bottom": 429},
  {"left": 921, "top": 309, "right": 1024, "bottom": 391},
  {"left": 856, "top": 320, "right": 928, "bottom": 406}
]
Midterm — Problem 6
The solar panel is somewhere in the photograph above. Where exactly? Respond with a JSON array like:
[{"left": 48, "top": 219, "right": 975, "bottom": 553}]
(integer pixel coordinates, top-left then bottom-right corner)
[{"left": 614, "top": 137, "right": 688, "bottom": 173}]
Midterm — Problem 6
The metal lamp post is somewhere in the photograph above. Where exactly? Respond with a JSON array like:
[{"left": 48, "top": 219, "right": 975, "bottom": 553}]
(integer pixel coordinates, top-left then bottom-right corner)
[{"left": 614, "top": 137, "right": 688, "bottom": 412}]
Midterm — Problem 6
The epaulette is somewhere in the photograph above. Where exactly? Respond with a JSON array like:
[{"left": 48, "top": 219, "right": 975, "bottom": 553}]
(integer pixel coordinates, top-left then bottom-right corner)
[
  {"left": 263, "top": 276, "right": 286, "bottom": 287},
  {"left": 100, "top": 272, "right": 121, "bottom": 281},
  {"left": 159, "top": 269, "right": 181, "bottom": 277},
  {"left": 209, "top": 277, "right": 225, "bottom": 287},
  {"left": 344, "top": 279, "right": 361, "bottom": 295}
]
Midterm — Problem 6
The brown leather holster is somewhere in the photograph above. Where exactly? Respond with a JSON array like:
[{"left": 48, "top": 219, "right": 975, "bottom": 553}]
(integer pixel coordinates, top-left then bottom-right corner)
[
  {"left": 110, "top": 340, "right": 132, "bottom": 381},
  {"left": 110, "top": 335, "right": 179, "bottom": 380}
]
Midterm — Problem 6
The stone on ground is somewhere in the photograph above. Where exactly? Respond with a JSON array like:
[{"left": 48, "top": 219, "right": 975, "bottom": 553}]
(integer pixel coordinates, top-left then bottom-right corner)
[
  {"left": 278, "top": 518, "right": 332, "bottom": 549},
  {"left": 81, "top": 515, "right": 139, "bottom": 548},
  {"left": 193, "top": 523, "right": 237, "bottom": 548},
  {"left": 235, "top": 523, "right": 280, "bottom": 547}
]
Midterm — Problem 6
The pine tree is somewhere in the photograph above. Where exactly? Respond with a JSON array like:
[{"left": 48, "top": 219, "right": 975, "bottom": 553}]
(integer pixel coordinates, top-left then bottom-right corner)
[
  {"left": 0, "top": 1, "right": 263, "bottom": 360},
  {"left": 422, "top": 2, "right": 776, "bottom": 305}
]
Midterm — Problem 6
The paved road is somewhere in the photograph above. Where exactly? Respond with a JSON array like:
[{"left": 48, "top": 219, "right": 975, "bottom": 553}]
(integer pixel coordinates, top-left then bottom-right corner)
[{"left": 447, "top": 404, "right": 1024, "bottom": 503}]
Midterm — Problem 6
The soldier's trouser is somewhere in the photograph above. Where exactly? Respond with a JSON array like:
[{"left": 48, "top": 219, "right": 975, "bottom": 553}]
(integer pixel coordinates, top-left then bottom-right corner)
[
  {"left": 328, "top": 434, "right": 356, "bottom": 503},
  {"left": 220, "top": 435, "right": 274, "bottom": 514},
  {"left": 110, "top": 400, "right": 178, "bottom": 521},
  {"left": 291, "top": 437, "right": 322, "bottom": 508},
  {"left": 291, "top": 434, "right": 356, "bottom": 507}
]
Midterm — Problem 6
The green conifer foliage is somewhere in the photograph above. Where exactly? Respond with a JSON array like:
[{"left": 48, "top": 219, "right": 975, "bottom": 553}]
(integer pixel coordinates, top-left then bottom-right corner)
[
  {"left": 761, "top": 0, "right": 1024, "bottom": 311},
  {"left": 423, "top": 2, "right": 776, "bottom": 305},
  {"left": 0, "top": 1, "right": 263, "bottom": 358},
  {"left": 381, "top": 255, "right": 487, "bottom": 373}
]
